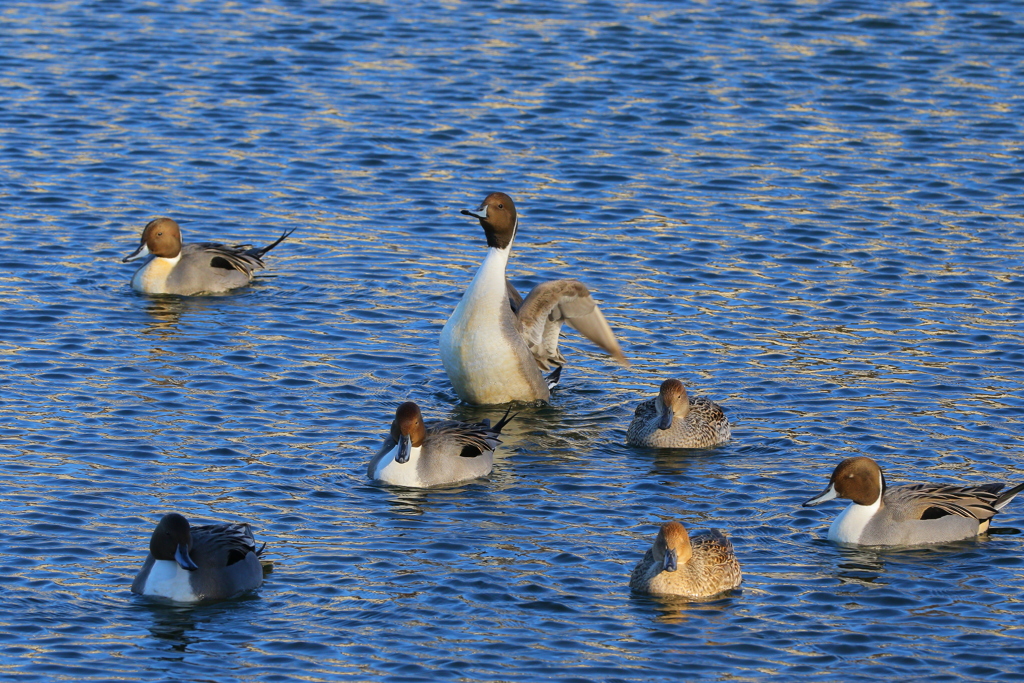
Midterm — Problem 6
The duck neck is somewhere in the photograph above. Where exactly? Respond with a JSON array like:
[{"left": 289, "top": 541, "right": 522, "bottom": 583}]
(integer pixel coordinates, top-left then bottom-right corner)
[{"left": 463, "top": 246, "right": 511, "bottom": 309}]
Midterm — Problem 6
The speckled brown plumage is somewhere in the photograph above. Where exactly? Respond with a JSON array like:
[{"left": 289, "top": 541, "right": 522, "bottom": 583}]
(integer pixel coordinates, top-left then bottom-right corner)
[
  {"left": 629, "top": 523, "right": 741, "bottom": 599},
  {"left": 626, "top": 379, "right": 731, "bottom": 448}
]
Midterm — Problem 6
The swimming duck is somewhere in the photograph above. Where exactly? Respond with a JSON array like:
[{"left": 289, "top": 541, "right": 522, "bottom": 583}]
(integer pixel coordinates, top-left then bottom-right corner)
[
  {"left": 131, "top": 513, "right": 265, "bottom": 602},
  {"left": 367, "top": 401, "right": 515, "bottom": 488},
  {"left": 626, "top": 379, "right": 731, "bottom": 448},
  {"left": 803, "top": 456, "right": 1024, "bottom": 546},
  {"left": 123, "top": 217, "right": 294, "bottom": 295},
  {"left": 440, "top": 192, "right": 627, "bottom": 405},
  {"left": 629, "top": 522, "right": 742, "bottom": 598}
]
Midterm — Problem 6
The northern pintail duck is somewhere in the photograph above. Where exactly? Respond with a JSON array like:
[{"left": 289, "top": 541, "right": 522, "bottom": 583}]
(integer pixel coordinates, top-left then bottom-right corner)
[
  {"left": 131, "top": 513, "right": 265, "bottom": 602},
  {"left": 626, "top": 379, "right": 731, "bottom": 448},
  {"left": 440, "top": 192, "right": 627, "bottom": 405},
  {"left": 629, "top": 522, "right": 742, "bottom": 599},
  {"left": 367, "top": 401, "right": 515, "bottom": 488},
  {"left": 803, "top": 456, "right": 1024, "bottom": 546},
  {"left": 123, "top": 217, "right": 295, "bottom": 295}
]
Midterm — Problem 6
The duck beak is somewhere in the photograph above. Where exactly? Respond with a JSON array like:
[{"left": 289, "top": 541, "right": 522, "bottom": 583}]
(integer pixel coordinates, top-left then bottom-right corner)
[
  {"left": 662, "top": 549, "right": 678, "bottom": 573},
  {"left": 803, "top": 483, "right": 838, "bottom": 507},
  {"left": 122, "top": 242, "right": 149, "bottom": 263},
  {"left": 174, "top": 543, "right": 199, "bottom": 571},
  {"left": 461, "top": 204, "right": 487, "bottom": 220},
  {"left": 658, "top": 409, "right": 673, "bottom": 431},
  {"left": 396, "top": 434, "right": 412, "bottom": 464}
]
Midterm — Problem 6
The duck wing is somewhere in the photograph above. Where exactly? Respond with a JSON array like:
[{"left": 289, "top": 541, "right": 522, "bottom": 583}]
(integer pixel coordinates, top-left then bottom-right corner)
[
  {"left": 190, "top": 523, "right": 262, "bottom": 568},
  {"left": 888, "top": 483, "right": 1005, "bottom": 522},
  {"left": 516, "top": 279, "right": 627, "bottom": 371},
  {"left": 633, "top": 397, "right": 658, "bottom": 422},
  {"left": 189, "top": 243, "right": 266, "bottom": 276},
  {"left": 506, "top": 279, "right": 524, "bottom": 315},
  {"left": 426, "top": 412, "right": 513, "bottom": 459}
]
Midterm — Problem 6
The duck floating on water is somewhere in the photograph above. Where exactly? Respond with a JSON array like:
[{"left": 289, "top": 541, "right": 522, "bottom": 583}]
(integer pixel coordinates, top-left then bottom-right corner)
[
  {"left": 440, "top": 192, "right": 627, "bottom": 405},
  {"left": 123, "top": 217, "right": 294, "bottom": 295}
]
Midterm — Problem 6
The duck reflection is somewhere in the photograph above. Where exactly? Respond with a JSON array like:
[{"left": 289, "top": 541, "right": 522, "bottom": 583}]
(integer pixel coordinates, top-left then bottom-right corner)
[
  {"left": 134, "top": 591, "right": 264, "bottom": 651},
  {"left": 633, "top": 591, "right": 741, "bottom": 625},
  {"left": 831, "top": 545, "right": 888, "bottom": 587},
  {"left": 141, "top": 295, "right": 212, "bottom": 334}
]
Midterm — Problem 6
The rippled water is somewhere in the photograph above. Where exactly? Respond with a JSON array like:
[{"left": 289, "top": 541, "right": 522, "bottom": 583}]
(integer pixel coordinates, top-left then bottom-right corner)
[{"left": 2, "top": 0, "right": 1024, "bottom": 680}]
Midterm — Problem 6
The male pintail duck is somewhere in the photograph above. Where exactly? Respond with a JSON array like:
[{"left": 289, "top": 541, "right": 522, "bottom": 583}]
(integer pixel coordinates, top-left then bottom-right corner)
[
  {"left": 131, "top": 513, "right": 265, "bottom": 602},
  {"left": 629, "top": 522, "right": 742, "bottom": 599},
  {"left": 123, "top": 217, "right": 295, "bottom": 295},
  {"left": 626, "top": 379, "right": 731, "bottom": 448},
  {"left": 803, "top": 456, "right": 1024, "bottom": 546},
  {"left": 367, "top": 401, "right": 515, "bottom": 488},
  {"left": 440, "top": 192, "right": 627, "bottom": 405}
]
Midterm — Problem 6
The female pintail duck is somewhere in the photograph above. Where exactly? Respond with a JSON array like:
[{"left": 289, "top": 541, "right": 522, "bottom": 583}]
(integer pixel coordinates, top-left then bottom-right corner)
[
  {"left": 630, "top": 522, "right": 742, "bottom": 599},
  {"left": 803, "top": 456, "right": 1024, "bottom": 546},
  {"left": 368, "top": 402, "right": 515, "bottom": 488},
  {"left": 626, "top": 379, "right": 731, "bottom": 448},
  {"left": 123, "top": 217, "right": 295, "bottom": 295},
  {"left": 131, "top": 513, "right": 265, "bottom": 602},
  {"left": 440, "top": 192, "right": 627, "bottom": 405}
]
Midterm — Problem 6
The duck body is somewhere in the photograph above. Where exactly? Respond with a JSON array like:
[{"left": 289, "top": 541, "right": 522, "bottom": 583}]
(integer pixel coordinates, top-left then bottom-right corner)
[
  {"left": 131, "top": 513, "right": 265, "bottom": 602},
  {"left": 367, "top": 402, "right": 515, "bottom": 488},
  {"left": 124, "top": 218, "right": 294, "bottom": 295},
  {"left": 440, "top": 247, "right": 550, "bottom": 404},
  {"left": 441, "top": 192, "right": 626, "bottom": 406},
  {"left": 630, "top": 522, "right": 742, "bottom": 599},
  {"left": 626, "top": 379, "right": 731, "bottom": 448},
  {"left": 804, "top": 456, "right": 1024, "bottom": 546}
]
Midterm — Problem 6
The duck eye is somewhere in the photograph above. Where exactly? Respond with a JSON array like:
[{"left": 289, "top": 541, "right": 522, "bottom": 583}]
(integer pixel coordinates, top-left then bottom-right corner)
[{"left": 498, "top": 203, "right": 503, "bottom": 209}]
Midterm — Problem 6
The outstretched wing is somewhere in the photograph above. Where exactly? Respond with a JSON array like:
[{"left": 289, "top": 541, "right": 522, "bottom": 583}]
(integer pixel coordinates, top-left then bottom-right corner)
[{"left": 516, "top": 279, "right": 627, "bottom": 371}]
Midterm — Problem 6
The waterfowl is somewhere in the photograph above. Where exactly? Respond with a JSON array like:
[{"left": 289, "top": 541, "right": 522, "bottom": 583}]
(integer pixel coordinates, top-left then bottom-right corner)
[
  {"left": 440, "top": 192, "right": 627, "bottom": 405},
  {"left": 626, "top": 379, "right": 731, "bottom": 448},
  {"left": 367, "top": 401, "right": 515, "bottom": 488},
  {"left": 630, "top": 522, "right": 742, "bottom": 598},
  {"left": 803, "top": 456, "right": 1024, "bottom": 546},
  {"left": 131, "top": 513, "right": 265, "bottom": 602},
  {"left": 123, "top": 217, "right": 294, "bottom": 295}
]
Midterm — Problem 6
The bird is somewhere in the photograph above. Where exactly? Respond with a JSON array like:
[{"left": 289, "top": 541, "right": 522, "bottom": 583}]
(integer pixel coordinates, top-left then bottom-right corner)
[
  {"left": 629, "top": 521, "right": 742, "bottom": 599},
  {"left": 626, "top": 379, "right": 731, "bottom": 448},
  {"left": 803, "top": 456, "right": 1024, "bottom": 546},
  {"left": 123, "top": 217, "right": 294, "bottom": 295},
  {"left": 367, "top": 401, "right": 515, "bottom": 488},
  {"left": 440, "top": 192, "right": 627, "bottom": 405},
  {"left": 131, "top": 512, "right": 265, "bottom": 602}
]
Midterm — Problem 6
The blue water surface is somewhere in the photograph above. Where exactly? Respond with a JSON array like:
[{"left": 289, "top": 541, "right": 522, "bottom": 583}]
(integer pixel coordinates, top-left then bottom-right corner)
[{"left": 1, "top": 1, "right": 1024, "bottom": 681}]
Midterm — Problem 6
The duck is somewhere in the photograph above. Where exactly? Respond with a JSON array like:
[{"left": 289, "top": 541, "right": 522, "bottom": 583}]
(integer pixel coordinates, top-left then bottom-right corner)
[
  {"left": 629, "top": 521, "right": 742, "bottom": 599},
  {"left": 131, "top": 513, "right": 265, "bottom": 602},
  {"left": 123, "top": 217, "right": 295, "bottom": 295},
  {"left": 367, "top": 401, "right": 515, "bottom": 488},
  {"left": 626, "top": 379, "right": 731, "bottom": 448},
  {"left": 440, "top": 192, "right": 627, "bottom": 405},
  {"left": 803, "top": 456, "right": 1024, "bottom": 546}
]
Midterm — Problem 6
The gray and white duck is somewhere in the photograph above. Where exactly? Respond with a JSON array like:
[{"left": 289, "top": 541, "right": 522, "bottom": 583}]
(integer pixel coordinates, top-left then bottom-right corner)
[
  {"left": 440, "top": 192, "right": 627, "bottom": 405},
  {"left": 367, "top": 401, "right": 515, "bottom": 488},
  {"left": 131, "top": 513, "right": 265, "bottom": 602}
]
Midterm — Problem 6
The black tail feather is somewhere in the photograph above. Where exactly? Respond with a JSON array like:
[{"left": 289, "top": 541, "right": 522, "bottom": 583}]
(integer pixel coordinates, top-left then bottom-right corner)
[
  {"left": 493, "top": 405, "right": 518, "bottom": 433},
  {"left": 995, "top": 482, "right": 1024, "bottom": 510},
  {"left": 546, "top": 366, "right": 563, "bottom": 391},
  {"left": 249, "top": 227, "right": 297, "bottom": 259}
]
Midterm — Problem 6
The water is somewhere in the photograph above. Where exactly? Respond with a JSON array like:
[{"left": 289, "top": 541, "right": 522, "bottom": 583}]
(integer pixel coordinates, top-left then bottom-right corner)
[{"left": 2, "top": 0, "right": 1024, "bottom": 680}]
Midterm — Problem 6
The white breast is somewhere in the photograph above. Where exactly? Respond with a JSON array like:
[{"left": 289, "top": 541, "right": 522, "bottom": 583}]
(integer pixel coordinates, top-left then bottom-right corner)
[
  {"left": 131, "top": 254, "right": 181, "bottom": 294},
  {"left": 440, "top": 247, "right": 539, "bottom": 403},
  {"left": 369, "top": 443, "right": 425, "bottom": 488},
  {"left": 827, "top": 498, "right": 882, "bottom": 544},
  {"left": 142, "top": 559, "right": 198, "bottom": 602}
]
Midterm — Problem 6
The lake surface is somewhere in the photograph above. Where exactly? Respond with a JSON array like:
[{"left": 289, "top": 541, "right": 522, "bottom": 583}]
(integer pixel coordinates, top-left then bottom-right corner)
[{"left": 2, "top": 0, "right": 1024, "bottom": 680}]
